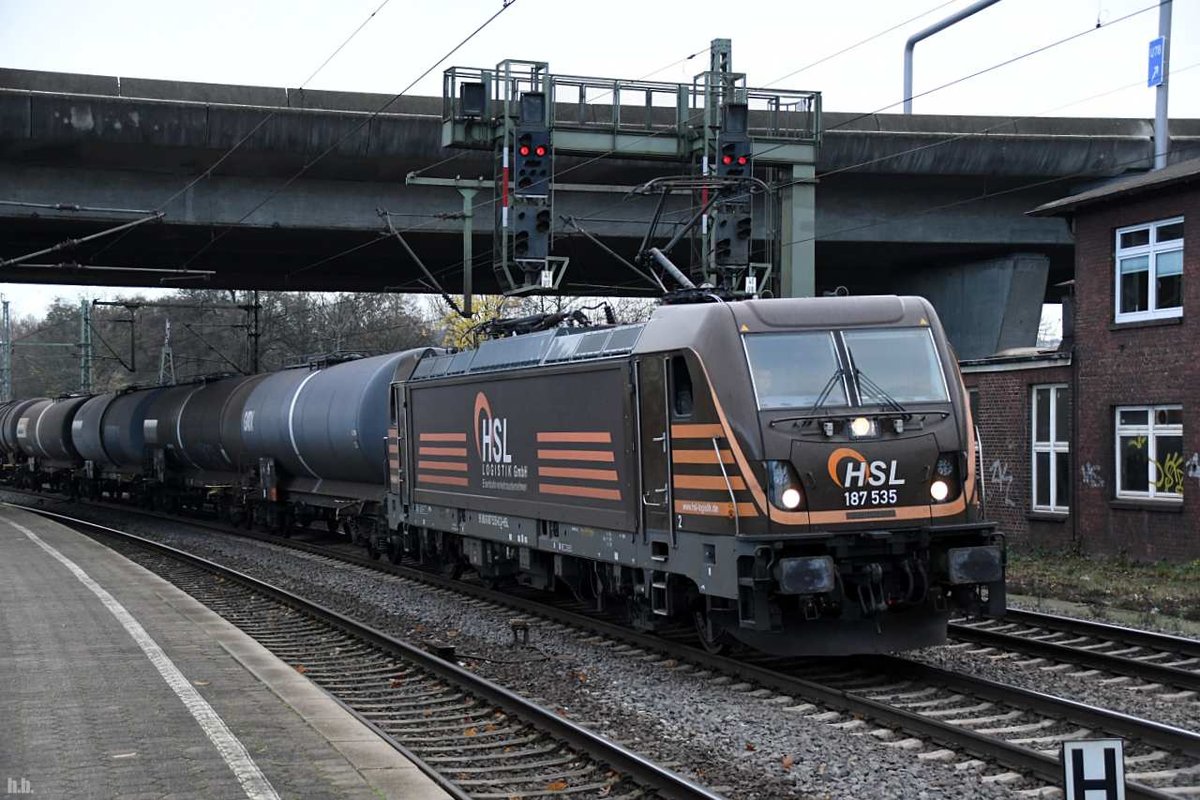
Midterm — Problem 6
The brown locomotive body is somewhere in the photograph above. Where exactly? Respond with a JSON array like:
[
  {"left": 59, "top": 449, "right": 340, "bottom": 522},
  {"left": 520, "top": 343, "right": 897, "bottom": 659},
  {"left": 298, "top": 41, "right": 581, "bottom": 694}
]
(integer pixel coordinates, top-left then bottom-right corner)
[{"left": 386, "top": 295, "right": 1004, "bottom": 656}]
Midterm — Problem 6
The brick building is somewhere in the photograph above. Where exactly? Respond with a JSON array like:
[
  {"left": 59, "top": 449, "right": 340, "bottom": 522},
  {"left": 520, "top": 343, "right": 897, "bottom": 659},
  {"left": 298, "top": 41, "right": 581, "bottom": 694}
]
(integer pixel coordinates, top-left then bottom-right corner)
[
  {"left": 960, "top": 158, "right": 1198, "bottom": 561},
  {"left": 960, "top": 350, "right": 1074, "bottom": 552}
]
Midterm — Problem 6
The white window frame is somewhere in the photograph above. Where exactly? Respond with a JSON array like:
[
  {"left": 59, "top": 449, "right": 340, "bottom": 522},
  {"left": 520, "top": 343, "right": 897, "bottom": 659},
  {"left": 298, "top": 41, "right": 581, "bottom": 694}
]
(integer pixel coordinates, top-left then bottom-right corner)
[
  {"left": 1031, "top": 384, "right": 1069, "bottom": 513},
  {"left": 1114, "top": 216, "right": 1184, "bottom": 323},
  {"left": 1114, "top": 405, "right": 1184, "bottom": 500}
]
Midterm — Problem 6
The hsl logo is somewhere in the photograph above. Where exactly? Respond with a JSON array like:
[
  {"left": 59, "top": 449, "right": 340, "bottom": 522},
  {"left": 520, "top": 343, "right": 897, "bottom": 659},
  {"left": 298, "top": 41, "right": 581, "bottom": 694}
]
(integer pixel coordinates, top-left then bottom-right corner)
[
  {"left": 473, "top": 392, "right": 511, "bottom": 464},
  {"left": 827, "top": 447, "right": 906, "bottom": 488}
]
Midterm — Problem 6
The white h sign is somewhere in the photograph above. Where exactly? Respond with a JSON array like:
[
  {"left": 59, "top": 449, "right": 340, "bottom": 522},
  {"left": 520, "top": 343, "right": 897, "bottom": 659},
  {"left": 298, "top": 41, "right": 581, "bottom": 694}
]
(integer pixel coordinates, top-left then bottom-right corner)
[{"left": 1062, "top": 739, "right": 1125, "bottom": 800}]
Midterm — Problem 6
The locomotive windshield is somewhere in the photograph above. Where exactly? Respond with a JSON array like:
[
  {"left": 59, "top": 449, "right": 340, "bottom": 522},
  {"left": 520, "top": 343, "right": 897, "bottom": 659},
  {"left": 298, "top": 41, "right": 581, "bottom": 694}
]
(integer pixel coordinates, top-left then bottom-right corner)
[
  {"left": 844, "top": 327, "right": 949, "bottom": 404},
  {"left": 744, "top": 327, "right": 948, "bottom": 410},
  {"left": 743, "top": 332, "right": 846, "bottom": 409}
]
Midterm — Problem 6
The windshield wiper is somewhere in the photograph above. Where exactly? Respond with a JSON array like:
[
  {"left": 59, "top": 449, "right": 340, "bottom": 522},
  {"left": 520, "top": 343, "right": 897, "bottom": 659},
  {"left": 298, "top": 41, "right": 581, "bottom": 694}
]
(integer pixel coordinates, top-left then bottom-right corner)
[
  {"left": 768, "top": 367, "right": 843, "bottom": 427},
  {"left": 855, "top": 368, "right": 908, "bottom": 415}
]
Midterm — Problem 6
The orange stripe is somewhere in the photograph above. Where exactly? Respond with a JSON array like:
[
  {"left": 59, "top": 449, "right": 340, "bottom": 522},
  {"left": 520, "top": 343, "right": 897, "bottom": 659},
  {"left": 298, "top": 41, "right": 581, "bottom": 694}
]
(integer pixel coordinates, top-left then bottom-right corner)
[
  {"left": 536, "top": 431, "right": 612, "bottom": 443},
  {"left": 419, "top": 446, "right": 467, "bottom": 457},
  {"left": 673, "top": 474, "right": 746, "bottom": 491},
  {"left": 418, "top": 460, "right": 468, "bottom": 472},
  {"left": 689, "top": 355, "right": 810, "bottom": 526},
  {"left": 387, "top": 427, "right": 399, "bottom": 436},
  {"left": 539, "top": 483, "right": 622, "bottom": 501},
  {"left": 417, "top": 473, "right": 469, "bottom": 487},
  {"left": 538, "top": 466, "right": 619, "bottom": 482},
  {"left": 537, "top": 449, "right": 615, "bottom": 463},
  {"left": 673, "top": 499, "right": 758, "bottom": 518},
  {"left": 670, "top": 423, "right": 724, "bottom": 438},
  {"left": 672, "top": 449, "right": 734, "bottom": 464},
  {"left": 419, "top": 432, "right": 467, "bottom": 442}
]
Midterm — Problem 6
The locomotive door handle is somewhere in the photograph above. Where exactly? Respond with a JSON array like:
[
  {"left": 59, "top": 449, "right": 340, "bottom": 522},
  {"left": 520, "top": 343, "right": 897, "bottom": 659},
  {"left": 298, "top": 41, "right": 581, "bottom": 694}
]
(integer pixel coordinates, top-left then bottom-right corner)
[
  {"left": 642, "top": 485, "right": 667, "bottom": 507},
  {"left": 652, "top": 432, "right": 667, "bottom": 452}
]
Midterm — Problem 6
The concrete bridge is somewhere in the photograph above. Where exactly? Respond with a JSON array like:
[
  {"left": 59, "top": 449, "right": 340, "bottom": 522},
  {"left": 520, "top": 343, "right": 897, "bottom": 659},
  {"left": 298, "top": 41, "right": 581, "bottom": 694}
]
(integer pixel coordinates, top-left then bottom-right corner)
[{"left": 1, "top": 68, "right": 1197, "bottom": 357}]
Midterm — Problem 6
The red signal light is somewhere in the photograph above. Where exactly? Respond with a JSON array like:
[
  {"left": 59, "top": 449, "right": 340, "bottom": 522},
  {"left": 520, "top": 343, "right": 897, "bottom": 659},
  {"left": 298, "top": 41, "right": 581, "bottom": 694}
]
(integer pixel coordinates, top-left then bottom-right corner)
[
  {"left": 519, "top": 145, "right": 530, "bottom": 156},
  {"left": 534, "top": 145, "right": 547, "bottom": 157},
  {"left": 722, "top": 154, "right": 733, "bottom": 165},
  {"left": 737, "top": 155, "right": 748, "bottom": 166}
]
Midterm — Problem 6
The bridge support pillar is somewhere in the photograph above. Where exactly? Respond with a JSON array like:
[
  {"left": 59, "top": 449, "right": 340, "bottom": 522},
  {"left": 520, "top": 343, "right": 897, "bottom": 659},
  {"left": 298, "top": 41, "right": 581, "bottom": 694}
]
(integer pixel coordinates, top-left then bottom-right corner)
[
  {"left": 779, "top": 163, "right": 816, "bottom": 298},
  {"left": 906, "top": 252, "right": 1049, "bottom": 360}
]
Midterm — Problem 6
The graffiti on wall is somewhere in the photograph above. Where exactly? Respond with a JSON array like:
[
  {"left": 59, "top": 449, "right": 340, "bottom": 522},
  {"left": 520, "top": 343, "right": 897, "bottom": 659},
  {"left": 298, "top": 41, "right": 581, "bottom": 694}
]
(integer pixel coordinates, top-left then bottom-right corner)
[
  {"left": 1187, "top": 452, "right": 1200, "bottom": 481},
  {"left": 1154, "top": 451, "right": 1185, "bottom": 495},
  {"left": 988, "top": 459, "right": 1015, "bottom": 507},
  {"left": 1081, "top": 462, "right": 1105, "bottom": 489}
]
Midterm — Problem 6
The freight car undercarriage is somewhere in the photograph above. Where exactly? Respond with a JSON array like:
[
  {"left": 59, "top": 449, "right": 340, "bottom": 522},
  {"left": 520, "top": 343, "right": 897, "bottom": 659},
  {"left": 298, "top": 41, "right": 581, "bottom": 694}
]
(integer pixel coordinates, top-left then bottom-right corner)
[
  {"left": 7, "top": 461, "right": 388, "bottom": 548},
  {"left": 383, "top": 500, "right": 1005, "bottom": 656}
]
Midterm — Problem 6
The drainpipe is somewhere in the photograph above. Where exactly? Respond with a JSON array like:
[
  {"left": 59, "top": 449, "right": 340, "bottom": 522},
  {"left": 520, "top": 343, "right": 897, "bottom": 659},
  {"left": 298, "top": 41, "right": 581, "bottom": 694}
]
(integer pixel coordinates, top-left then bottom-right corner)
[{"left": 904, "top": 0, "right": 1004, "bottom": 114}]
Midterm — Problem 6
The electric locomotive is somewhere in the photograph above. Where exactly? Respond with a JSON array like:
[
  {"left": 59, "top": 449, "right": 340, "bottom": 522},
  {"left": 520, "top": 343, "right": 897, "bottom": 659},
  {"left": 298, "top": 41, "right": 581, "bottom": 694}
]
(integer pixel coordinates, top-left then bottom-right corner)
[{"left": 383, "top": 294, "right": 1004, "bottom": 655}]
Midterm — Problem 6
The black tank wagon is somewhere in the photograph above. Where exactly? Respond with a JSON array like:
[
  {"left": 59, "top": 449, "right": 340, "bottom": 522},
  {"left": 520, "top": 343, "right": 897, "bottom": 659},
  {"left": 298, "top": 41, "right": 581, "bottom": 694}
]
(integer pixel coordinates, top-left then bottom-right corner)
[{"left": 385, "top": 296, "right": 1004, "bottom": 655}]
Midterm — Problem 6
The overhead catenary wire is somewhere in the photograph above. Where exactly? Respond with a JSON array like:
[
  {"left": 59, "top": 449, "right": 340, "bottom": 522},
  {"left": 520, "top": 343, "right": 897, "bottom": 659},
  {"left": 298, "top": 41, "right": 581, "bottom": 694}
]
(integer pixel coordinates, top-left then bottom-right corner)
[
  {"left": 403, "top": 46, "right": 711, "bottom": 182},
  {"left": 83, "top": 0, "right": 401, "bottom": 265},
  {"left": 763, "top": 0, "right": 961, "bottom": 87},
  {"left": 828, "top": 0, "right": 1161, "bottom": 133},
  {"left": 285, "top": 42, "right": 719, "bottom": 283},
  {"left": 177, "top": 0, "right": 519, "bottom": 271},
  {"left": 810, "top": 59, "right": 1200, "bottom": 185},
  {"left": 774, "top": 139, "right": 1200, "bottom": 252}
]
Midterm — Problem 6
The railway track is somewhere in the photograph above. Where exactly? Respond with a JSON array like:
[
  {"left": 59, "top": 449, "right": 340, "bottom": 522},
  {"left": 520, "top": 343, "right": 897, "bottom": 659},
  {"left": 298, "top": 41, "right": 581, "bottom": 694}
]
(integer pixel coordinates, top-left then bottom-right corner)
[
  {"left": 949, "top": 611, "right": 1200, "bottom": 694},
  {"left": 25, "top": 506, "right": 725, "bottom": 800},
  {"left": 12, "top": 496, "right": 1200, "bottom": 798}
]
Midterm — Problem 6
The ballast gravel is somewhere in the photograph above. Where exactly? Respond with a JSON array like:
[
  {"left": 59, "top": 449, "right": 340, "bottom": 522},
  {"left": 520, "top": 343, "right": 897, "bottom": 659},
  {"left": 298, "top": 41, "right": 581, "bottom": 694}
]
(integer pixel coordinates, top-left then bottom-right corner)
[
  {"left": 15, "top": 494, "right": 1161, "bottom": 798},
  {"left": 907, "top": 638, "right": 1200, "bottom": 733}
]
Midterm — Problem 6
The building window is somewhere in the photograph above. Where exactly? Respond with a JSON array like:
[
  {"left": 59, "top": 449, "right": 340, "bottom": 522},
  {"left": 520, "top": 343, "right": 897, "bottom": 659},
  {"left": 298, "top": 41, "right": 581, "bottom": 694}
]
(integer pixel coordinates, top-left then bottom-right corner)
[
  {"left": 1115, "top": 217, "right": 1183, "bottom": 323},
  {"left": 1032, "top": 385, "right": 1069, "bottom": 512},
  {"left": 1115, "top": 405, "right": 1184, "bottom": 500},
  {"left": 967, "top": 388, "right": 980, "bottom": 426}
]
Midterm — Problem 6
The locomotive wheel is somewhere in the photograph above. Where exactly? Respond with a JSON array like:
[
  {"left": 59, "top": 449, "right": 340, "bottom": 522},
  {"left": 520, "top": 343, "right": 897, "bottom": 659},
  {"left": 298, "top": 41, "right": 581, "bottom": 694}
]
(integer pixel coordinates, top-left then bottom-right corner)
[{"left": 692, "top": 605, "right": 728, "bottom": 655}]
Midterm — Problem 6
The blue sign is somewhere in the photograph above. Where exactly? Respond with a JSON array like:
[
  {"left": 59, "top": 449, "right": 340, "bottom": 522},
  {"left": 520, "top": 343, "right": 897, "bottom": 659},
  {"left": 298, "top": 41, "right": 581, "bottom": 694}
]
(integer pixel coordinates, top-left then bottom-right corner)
[{"left": 1148, "top": 36, "right": 1166, "bottom": 88}]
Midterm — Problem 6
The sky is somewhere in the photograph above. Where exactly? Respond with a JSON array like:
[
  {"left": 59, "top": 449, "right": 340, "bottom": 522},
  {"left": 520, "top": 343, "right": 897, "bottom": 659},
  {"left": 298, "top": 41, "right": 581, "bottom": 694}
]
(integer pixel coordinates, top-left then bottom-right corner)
[{"left": 0, "top": 0, "right": 1196, "bottom": 318}]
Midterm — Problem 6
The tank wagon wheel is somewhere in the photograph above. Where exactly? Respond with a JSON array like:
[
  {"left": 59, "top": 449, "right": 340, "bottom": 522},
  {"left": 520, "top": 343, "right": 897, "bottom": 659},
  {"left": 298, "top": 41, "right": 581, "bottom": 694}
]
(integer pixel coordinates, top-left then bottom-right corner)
[{"left": 342, "top": 517, "right": 361, "bottom": 545}]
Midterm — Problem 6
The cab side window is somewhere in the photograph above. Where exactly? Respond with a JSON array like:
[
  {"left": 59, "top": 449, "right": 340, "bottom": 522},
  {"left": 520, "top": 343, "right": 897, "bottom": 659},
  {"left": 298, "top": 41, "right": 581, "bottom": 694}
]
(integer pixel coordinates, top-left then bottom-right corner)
[{"left": 671, "top": 355, "right": 694, "bottom": 418}]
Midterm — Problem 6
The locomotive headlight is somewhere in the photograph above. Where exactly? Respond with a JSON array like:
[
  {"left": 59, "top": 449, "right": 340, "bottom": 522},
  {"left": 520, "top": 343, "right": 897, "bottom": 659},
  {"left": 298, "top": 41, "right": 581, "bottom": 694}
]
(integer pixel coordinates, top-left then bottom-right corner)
[
  {"left": 780, "top": 487, "right": 802, "bottom": 510},
  {"left": 929, "top": 452, "right": 961, "bottom": 503},
  {"left": 767, "top": 460, "right": 806, "bottom": 511},
  {"left": 849, "top": 416, "right": 875, "bottom": 438}
]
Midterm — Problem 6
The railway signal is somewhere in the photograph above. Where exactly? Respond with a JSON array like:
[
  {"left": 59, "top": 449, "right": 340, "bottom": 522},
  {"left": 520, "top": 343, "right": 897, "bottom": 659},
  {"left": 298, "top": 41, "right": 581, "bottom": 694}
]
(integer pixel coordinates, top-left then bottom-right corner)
[
  {"left": 714, "top": 206, "right": 752, "bottom": 267},
  {"left": 512, "top": 198, "right": 550, "bottom": 261},
  {"left": 716, "top": 102, "right": 752, "bottom": 179},
  {"left": 514, "top": 129, "right": 552, "bottom": 196}
]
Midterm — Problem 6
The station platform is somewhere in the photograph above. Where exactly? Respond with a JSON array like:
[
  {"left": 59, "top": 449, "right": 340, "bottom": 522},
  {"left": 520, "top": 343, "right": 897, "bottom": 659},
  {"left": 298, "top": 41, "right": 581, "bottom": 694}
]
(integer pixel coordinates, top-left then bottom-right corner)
[{"left": 0, "top": 504, "right": 451, "bottom": 800}]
